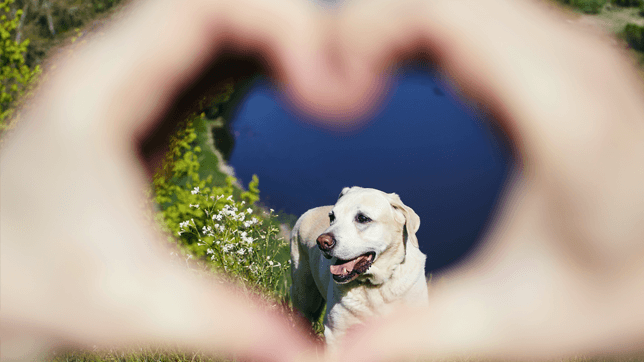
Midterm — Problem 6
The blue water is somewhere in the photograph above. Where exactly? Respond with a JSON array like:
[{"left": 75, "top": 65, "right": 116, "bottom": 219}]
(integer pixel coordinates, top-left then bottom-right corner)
[{"left": 228, "top": 68, "right": 513, "bottom": 273}]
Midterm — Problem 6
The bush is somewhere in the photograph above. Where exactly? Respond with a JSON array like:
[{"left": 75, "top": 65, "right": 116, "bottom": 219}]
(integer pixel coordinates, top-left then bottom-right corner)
[
  {"left": 612, "top": 0, "right": 642, "bottom": 6},
  {"left": 557, "top": 0, "right": 608, "bottom": 13},
  {"left": 0, "top": 0, "right": 40, "bottom": 135},
  {"left": 623, "top": 23, "right": 644, "bottom": 51}
]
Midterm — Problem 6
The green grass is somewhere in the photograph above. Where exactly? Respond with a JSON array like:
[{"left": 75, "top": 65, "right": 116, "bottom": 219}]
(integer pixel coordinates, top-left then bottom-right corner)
[
  {"left": 49, "top": 346, "right": 227, "bottom": 362},
  {"left": 193, "top": 116, "right": 229, "bottom": 187},
  {"left": 47, "top": 345, "right": 644, "bottom": 362}
]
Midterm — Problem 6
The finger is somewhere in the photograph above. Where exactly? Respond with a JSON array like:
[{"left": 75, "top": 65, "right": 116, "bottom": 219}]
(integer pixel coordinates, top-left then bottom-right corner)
[
  {"left": 337, "top": 0, "right": 644, "bottom": 158},
  {"left": 32, "top": 0, "right": 331, "bottom": 165}
]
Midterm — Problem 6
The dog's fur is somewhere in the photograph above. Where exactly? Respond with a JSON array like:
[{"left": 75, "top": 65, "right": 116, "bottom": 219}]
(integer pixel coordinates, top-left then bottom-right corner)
[{"left": 290, "top": 187, "right": 429, "bottom": 345}]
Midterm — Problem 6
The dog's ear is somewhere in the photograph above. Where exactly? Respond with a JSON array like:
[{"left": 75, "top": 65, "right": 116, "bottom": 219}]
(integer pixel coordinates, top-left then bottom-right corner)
[
  {"left": 386, "top": 192, "right": 420, "bottom": 249},
  {"left": 337, "top": 186, "right": 355, "bottom": 201}
]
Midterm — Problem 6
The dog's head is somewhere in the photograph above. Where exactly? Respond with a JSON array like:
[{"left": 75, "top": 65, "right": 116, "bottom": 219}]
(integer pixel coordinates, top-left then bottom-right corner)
[{"left": 316, "top": 186, "right": 420, "bottom": 285}]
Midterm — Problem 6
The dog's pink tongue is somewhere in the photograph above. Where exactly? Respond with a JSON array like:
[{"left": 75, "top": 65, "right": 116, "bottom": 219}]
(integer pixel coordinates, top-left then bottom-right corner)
[
  {"left": 330, "top": 254, "right": 371, "bottom": 275},
  {"left": 330, "top": 256, "right": 362, "bottom": 276}
]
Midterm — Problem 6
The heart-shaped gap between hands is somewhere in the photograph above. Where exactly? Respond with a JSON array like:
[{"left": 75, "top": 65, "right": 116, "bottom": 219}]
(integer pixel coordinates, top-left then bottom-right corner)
[{"left": 2, "top": 0, "right": 644, "bottom": 361}]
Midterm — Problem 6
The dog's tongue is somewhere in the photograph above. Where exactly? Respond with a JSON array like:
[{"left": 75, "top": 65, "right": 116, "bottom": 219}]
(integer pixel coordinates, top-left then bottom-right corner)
[{"left": 330, "top": 254, "right": 371, "bottom": 276}]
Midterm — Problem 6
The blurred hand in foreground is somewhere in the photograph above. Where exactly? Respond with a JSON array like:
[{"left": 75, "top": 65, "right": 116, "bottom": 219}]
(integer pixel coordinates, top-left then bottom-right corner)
[
  {"left": 2, "top": 0, "right": 644, "bottom": 361},
  {"left": 334, "top": 0, "right": 644, "bottom": 360}
]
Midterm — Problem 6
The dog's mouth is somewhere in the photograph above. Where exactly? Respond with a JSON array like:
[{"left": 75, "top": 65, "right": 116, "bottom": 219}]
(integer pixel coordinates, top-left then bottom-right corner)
[{"left": 330, "top": 252, "right": 375, "bottom": 284}]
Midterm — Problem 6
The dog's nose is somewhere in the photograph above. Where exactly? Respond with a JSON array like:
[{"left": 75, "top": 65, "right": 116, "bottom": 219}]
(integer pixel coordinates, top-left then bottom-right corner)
[{"left": 317, "top": 233, "right": 335, "bottom": 252}]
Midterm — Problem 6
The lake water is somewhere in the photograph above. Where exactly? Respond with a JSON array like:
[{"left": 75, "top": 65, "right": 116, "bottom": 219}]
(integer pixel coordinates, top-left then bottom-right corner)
[{"left": 226, "top": 68, "right": 513, "bottom": 273}]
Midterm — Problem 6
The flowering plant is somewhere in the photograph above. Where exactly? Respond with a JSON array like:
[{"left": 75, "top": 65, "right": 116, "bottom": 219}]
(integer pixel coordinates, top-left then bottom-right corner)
[
  {"left": 153, "top": 116, "right": 290, "bottom": 300},
  {"left": 176, "top": 188, "right": 290, "bottom": 298}
]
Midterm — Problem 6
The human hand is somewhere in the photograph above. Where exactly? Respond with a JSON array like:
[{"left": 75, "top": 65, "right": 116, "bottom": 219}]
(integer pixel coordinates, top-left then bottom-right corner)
[{"left": 329, "top": 0, "right": 644, "bottom": 360}]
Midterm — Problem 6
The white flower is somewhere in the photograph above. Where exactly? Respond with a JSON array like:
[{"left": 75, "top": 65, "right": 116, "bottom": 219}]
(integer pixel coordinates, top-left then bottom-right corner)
[
  {"left": 241, "top": 201, "right": 246, "bottom": 205},
  {"left": 179, "top": 220, "right": 190, "bottom": 229},
  {"left": 189, "top": 204, "right": 199, "bottom": 208},
  {"left": 247, "top": 247, "right": 253, "bottom": 254},
  {"left": 226, "top": 195, "right": 233, "bottom": 201},
  {"left": 177, "top": 231, "right": 183, "bottom": 236},
  {"left": 202, "top": 226, "right": 214, "bottom": 236},
  {"left": 237, "top": 248, "right": 246, "bottom": 255},
  {"left": 269, "top": 260, "right": 274, "bottom": 266},
  {"left": 191, "top": 186, "right": 200, "bottom": 195},
  {"left": 213, "top": 213, "right": 223, "bottom": 221},
  {"left": 243, "top": 217, "right": 259, "bottom": 228},
  {"left": 270, "top": 209, "right": 274, "bottom": 213},
  {"left": 206, "top": 248, "right": 214, "bottom": 255},
  {"left": 246, "top": 208, "right": 253, "bottom": 214},
  {"left": 222, "top": 244, "right": 233, "bottom": 253},
  {"left": 237, "top": 212, "right": 245, "bottom": 221},
  {"left": 239, "top": 231, "right": 254, "bottom": 244},
  {"left": 220, "top": 205, "right": 235, "bottom": 217}
]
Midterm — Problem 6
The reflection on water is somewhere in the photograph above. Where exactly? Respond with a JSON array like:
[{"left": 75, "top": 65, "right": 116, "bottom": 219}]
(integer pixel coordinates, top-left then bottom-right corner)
[{"left": 226, "top": 68, "right": 513, "bottom": 273}]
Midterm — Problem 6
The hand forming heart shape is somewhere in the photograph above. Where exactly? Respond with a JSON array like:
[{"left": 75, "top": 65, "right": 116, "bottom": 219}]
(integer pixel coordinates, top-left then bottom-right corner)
[{"left": 2, "top": 0, "right": 644, "bottom": 361}]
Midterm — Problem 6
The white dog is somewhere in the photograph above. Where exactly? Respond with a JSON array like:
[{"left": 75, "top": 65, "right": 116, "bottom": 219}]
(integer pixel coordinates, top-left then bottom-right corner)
[{"left": 290, "top": 186, "right": 429, "bottom": 345}]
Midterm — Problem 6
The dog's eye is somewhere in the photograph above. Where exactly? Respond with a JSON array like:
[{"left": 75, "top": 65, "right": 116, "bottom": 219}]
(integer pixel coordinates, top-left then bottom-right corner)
[
  {"left": 329, "top": 212, "right": 335, "bottom": 224},
  {"left": 355, "top": 213, "right": 372, "bottom": 224}
]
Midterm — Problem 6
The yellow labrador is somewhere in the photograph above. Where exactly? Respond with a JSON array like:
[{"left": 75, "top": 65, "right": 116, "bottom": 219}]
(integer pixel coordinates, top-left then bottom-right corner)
[{"left": 290, "top": 187, "right": 429, "bottom": 345}]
